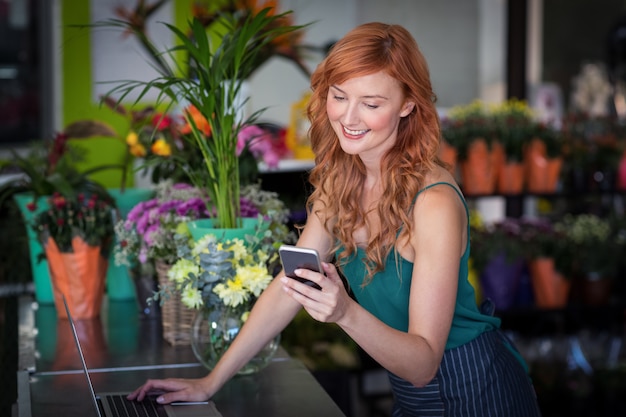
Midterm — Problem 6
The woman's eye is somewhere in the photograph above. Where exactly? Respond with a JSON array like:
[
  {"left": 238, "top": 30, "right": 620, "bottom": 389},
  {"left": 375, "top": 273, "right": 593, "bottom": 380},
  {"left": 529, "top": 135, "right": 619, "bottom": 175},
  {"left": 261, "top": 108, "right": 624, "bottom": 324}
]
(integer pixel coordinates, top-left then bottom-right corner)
[
  {"left": 365, "top": 103, "right": 379, "bottom": 109},
  {"left": 333, "top": 95, "right": 346, "bottom": 101}
]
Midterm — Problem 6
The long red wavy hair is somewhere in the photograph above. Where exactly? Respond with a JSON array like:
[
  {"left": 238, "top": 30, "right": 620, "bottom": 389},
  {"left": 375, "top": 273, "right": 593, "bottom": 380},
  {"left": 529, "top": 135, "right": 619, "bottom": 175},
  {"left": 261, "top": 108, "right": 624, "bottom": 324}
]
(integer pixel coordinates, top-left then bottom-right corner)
[{"left": 306, "top": 22, "right": 443, "bottom": 284}]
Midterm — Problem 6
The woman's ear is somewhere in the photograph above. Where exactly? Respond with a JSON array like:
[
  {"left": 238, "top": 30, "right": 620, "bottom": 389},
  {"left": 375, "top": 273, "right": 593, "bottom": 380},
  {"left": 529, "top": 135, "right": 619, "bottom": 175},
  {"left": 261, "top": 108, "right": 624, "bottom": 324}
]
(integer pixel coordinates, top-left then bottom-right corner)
[{"left": 400, "top": 101, "right": 416, "bottom": 117}]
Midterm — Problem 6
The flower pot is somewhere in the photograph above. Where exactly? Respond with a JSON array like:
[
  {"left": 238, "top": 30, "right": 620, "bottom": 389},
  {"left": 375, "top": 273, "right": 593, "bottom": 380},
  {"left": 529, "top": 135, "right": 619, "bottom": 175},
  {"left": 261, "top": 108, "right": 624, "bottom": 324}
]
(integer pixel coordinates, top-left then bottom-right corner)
[
  {"left": 497, "top": 161, "right": 525, "bottom": 195},
  {"left": 45, "top": 236, "right": 108, "bottom": 320},
  {"left": 524, "top": 138, "right": 562, "bottom": 193},
  {"left": 459, "top": 139, "right": 502, "bottom": 195},
  {"left": 156, "top": 260, "right": 195, "bottom": 345},
  {"left": 186, "top": 217, "right": 266, "bottom": 242},
  {"left": 438, "top": 140, "right": 458, "bottom": 177},
  {"left": 13, "top": 193, "right": 54, "bottom": 304},
  {"left": 478, "top": 252, "right": 524, "bottom": 311},
  {"left": 582, "top": 273, "right": 613, "bottom": 306},
  {"left": 106, "top": 187, "right": 155, "bottom": 301},
  {"left": 191, "top": 304, "right": 280, "bottom": 375},
  {"left": 528, "top": 257, "right": 570, "bottom": 309}
]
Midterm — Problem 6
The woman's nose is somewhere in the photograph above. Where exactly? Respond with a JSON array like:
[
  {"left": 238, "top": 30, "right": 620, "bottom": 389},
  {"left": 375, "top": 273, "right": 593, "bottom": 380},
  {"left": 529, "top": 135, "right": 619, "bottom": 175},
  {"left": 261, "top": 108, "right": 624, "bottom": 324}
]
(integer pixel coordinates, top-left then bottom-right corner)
[{"left": 341, "top": 103, "right": 359, "bottom": 126}]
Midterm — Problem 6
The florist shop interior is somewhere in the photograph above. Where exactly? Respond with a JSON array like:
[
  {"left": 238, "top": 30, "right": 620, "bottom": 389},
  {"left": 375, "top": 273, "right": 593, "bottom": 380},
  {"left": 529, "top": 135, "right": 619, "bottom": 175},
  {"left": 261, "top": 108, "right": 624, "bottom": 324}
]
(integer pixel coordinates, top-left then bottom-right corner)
[{"left": 2, "top": 1, "right": 626, "bottom": 416}]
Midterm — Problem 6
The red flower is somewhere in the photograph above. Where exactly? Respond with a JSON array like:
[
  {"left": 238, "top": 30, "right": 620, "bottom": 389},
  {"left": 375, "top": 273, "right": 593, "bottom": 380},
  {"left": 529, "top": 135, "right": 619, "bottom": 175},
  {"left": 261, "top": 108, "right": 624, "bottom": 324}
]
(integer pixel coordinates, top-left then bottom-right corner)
[
  {"left": 56, "top": 218, "right": 65, "bottom": 226},
  {"left": 26, "top": 201, "right": 37, "bottom": 212}
]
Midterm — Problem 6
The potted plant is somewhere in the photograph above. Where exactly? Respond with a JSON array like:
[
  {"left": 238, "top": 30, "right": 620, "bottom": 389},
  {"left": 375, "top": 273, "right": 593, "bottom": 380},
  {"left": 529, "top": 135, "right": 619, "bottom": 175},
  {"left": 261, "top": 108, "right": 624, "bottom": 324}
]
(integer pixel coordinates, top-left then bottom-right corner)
[
  {"left": 158, "top": 228, "right": 284, "bottom": 372},
  {"left": 102, "top": 6, "right": 308, "bottom": 230},
  {"left": 0, "top": 128, "right": 120, "bottom": 303},
  {"left": 32, "top": 192, "right": 116, "bottom": 319},
  {"left": 115, "top": 179, "right": 295, "bottom": 332},
  {"left": 554, "top": 213, "right": 622, "bottom": 305},
  {"left": 525, "top": 122, "right": 564, "bottom": 194},
  {"left": 519, "top": 217, "right": 570, "bottom": 308},
  {"left": 441, "top": 100, "right": 499, "bottom": 195},
  {"left": 470, "top": 216, "right": 526, "bottom": 311},
  {"left": 491, "top": 98, "right": 535, "bottom": 194}
]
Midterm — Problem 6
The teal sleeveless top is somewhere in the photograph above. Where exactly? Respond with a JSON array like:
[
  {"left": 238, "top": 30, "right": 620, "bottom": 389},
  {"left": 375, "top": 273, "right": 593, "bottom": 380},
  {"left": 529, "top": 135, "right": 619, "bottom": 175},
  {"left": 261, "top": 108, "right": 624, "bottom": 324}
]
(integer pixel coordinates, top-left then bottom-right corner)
[{"left": 340, "top": 182, "right": 500, "bottom": 350}]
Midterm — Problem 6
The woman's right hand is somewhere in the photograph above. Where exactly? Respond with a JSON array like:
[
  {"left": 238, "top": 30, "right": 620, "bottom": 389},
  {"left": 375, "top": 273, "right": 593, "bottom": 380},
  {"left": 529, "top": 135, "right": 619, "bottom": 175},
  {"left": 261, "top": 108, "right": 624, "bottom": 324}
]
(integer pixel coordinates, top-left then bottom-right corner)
[{"left": 127, "top": 377, "right": 213, "bottom": 404}]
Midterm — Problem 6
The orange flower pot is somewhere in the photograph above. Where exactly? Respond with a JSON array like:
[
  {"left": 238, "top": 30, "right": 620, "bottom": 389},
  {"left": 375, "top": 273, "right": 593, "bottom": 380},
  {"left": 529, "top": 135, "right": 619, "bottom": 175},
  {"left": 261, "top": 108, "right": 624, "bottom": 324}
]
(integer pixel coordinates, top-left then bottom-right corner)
[
  {"left": 438, "top": 140, "right": 458, "bottom": 177},
  {"left": 528, "top": 257, "right": 570, "bottom": 309},
  {"left": 497, "top": 162, "right": 525, "bottom": 195},
  {"left": 524, "top": 138, "right": 563, "bottom": 193},
  {"left": 45, "top": 236, "right": 108, "bottom": 320},
  {"left": 459, "top": 139, "right": 502, "bottom": 195}
]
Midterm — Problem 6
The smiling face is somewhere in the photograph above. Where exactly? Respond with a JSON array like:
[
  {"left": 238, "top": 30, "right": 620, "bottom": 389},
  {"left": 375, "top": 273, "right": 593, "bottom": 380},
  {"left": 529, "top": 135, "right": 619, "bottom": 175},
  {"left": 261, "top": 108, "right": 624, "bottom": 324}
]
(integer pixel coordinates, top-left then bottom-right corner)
[{"left": 326, "top": 71, "right": 415, "bottom": 160}]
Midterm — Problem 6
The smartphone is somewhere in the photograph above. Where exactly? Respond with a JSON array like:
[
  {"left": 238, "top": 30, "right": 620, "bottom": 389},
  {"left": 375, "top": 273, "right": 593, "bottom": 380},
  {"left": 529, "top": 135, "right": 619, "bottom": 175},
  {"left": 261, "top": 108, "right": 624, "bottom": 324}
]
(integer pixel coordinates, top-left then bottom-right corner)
[{"left": 279, "top": 245, "right": 323, "bottom": 290}]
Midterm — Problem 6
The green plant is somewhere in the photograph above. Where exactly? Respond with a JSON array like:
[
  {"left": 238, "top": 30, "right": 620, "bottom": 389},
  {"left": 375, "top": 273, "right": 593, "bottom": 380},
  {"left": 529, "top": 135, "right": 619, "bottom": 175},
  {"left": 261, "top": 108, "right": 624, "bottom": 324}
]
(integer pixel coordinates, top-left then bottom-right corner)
[
  {"left": 531, "top": 122, "right": 563, "bottom": 158},
  {"left": 104, "top": 9, "right": 305, "bottom": 228},
  {"left": 441, "top": 100, "right": 495, "bottom": 161},
  {"left": 554, "top": 213, "right": 623, "bottom": 278},
  {"left": 470, "top": 216, "right": 527, "bottom": 274},
  {"left": 0, "top": 128, "right": 120, "bottom": 209},
  {"left": 158, "top": 225, "right": 278, "bottom": 310},
  {"left": 491, "top": 98, "right": 535, "bottom": 162}
]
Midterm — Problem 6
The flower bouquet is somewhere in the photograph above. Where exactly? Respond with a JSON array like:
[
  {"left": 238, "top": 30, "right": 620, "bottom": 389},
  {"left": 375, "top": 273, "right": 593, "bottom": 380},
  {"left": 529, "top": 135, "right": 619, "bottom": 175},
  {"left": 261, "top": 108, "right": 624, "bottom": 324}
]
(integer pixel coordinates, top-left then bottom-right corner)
[
  {"left": 33, "top": 192, "right": 116, "bottom": 319},
  {"left": 158, "top": 224, "right": 282, "bottom": 373}
]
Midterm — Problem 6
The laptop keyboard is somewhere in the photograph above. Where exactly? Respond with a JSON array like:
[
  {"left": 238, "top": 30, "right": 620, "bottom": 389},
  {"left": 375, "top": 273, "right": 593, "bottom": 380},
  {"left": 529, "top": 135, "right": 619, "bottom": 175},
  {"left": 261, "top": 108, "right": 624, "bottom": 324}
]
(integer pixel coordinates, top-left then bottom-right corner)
[{"left": 99, "top": 394, "right": 169, "bottom": 417}]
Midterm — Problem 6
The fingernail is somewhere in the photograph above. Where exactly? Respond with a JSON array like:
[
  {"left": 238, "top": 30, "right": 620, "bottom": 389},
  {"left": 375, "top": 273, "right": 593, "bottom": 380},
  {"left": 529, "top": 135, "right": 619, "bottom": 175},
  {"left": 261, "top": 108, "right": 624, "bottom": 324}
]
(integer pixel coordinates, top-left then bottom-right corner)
[{"left": 157, "top": 397, "right": 164, "bottom": 404}]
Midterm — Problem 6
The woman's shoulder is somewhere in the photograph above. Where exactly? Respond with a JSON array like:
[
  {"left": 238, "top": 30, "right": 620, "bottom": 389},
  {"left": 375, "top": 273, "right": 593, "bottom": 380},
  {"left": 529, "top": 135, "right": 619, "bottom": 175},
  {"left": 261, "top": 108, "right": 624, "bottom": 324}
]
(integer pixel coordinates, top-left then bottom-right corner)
[{"left": 419, "top": 166, "right": 462, "bottom": 195}]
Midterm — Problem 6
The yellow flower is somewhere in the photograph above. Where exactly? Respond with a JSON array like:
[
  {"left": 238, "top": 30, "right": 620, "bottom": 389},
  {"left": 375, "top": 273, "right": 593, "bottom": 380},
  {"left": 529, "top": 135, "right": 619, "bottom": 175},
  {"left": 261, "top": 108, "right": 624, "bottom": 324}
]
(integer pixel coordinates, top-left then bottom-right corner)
[
  {"left": 126, "top": 131, "right": 139, "bottom": 146},
  {"left": 213, "top": 278, "right": 249, "bottom": 307},
  {"left": 151, "top": 137, "right": 172, "bottom": 156},
  {"left": 237, "top": 264, "right": 272, "bottom": 297}
]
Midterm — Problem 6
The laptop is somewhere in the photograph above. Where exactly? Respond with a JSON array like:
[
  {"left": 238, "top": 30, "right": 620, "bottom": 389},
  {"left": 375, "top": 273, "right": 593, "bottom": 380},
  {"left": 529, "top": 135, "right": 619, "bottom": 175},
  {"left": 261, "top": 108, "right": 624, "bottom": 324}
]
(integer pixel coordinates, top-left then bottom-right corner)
[{"left": 62, "top": 295, "right": 222, "bottom": 417}]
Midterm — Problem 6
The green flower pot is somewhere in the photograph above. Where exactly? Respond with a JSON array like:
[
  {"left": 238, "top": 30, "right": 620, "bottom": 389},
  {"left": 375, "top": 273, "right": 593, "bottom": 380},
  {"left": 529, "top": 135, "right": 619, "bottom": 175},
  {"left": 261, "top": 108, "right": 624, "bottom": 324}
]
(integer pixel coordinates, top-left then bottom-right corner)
[
  {"left": 186, "top": 217, "right": 266, "bottom": 242},
  {"left": 13, "top": 193, "right": 53, "bottom": 304},
  {"left": 106, "top": 188, "right": 155, "bottom": 301}
]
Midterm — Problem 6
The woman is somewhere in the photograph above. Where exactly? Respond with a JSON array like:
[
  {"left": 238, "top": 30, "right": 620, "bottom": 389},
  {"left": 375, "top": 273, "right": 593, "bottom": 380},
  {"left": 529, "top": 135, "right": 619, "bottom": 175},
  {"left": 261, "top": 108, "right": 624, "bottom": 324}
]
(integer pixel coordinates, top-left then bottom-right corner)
[{"left": 129, "top": 22, "right": 541, "bottom": 416}]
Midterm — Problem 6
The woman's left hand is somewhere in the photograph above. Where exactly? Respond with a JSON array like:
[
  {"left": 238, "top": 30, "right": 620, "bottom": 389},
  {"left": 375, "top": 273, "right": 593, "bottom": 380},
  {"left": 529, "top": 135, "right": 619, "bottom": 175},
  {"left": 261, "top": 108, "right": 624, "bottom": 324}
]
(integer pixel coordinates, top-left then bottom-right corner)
[{"left": 280, "top": 262, "right": 352, "bottom": 324}]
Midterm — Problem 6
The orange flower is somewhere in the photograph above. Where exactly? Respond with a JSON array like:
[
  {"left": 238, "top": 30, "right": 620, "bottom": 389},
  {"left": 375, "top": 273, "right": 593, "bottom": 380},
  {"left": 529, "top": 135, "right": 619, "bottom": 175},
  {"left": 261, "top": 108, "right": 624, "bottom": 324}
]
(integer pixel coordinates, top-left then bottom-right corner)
[
  {"left": 181, "top": 105, "right": 212, "bottom": 137},
  {"left": 129, "top": 143, "right": 147, "bottom": 157},
  {"left": 151, "top": 137, "right": 172, "bottom": 156}
]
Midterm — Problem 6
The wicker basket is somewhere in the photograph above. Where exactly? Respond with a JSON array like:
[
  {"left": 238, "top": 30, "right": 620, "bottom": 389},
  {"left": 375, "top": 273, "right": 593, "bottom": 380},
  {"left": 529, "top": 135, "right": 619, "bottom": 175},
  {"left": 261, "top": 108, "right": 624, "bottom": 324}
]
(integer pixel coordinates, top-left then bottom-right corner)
[{"left": 155, "top": 260, "right": 196, "bottom": 345}]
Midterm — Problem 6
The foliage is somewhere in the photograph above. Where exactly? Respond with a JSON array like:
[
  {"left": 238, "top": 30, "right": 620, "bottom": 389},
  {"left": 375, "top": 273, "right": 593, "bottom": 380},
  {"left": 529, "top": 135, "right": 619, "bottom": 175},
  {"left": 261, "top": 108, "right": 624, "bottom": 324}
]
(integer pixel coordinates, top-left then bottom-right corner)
[
  {"left": 441, "top": 100, "right": 495, "bottom": 160},
  {"left": 104, "top": 8, "right": 305, "bottom": 228},
  {"left": 99, "top": 0, "right": 312, "bottom": 80},
  {"left": 32, "top": 193, "right": 116, "bottom": 253},
  {"left": 157, "top": 221, "right": 280, "bottom": 311},
  {"left": 470, "top": 215, "right": 528, "bottom": 274},
  {"left": 114, "top": 180, "right": 295, "bottom": 268},
  {"left": 553, "top": 213, "right": 624, "bottom": 278},
  {"left": 491, "top": 98, "right": 535, "bottom": 162},
  {"left": 531, "top": 122, "right": 564, "bottom": 158},
  {"left": 518, "top": 217, "right": 565, "bottom": 261},
  {"left": 561, "top": 113, "right": 625, "bottom": 172},
  {"left": 114, "top": 181, "right": 209, "bottom": 266},
  {"left": 0, "top": 129, "right": 120, "bottom": 208}
]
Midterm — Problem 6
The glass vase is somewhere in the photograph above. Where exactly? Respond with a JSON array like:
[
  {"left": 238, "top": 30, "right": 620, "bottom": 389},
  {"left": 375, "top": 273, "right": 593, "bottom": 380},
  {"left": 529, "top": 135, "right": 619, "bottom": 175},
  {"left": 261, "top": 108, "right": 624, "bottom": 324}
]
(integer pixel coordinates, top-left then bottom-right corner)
[{"left": 191, "top": 303, "right": 280, "bottom": 375}]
